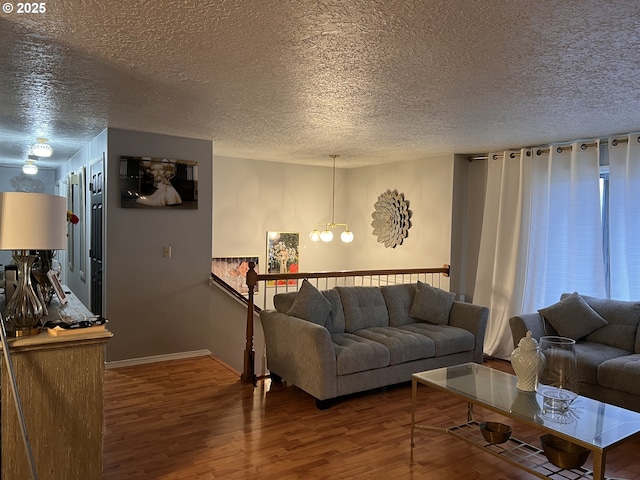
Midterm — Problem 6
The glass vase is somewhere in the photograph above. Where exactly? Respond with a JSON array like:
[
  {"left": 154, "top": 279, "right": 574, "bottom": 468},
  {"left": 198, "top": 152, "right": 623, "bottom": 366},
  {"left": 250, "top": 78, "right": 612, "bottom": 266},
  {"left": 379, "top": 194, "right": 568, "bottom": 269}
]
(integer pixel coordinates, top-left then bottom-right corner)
[{"left": 538, "top": 336, "right": 578, "bottom": 412}]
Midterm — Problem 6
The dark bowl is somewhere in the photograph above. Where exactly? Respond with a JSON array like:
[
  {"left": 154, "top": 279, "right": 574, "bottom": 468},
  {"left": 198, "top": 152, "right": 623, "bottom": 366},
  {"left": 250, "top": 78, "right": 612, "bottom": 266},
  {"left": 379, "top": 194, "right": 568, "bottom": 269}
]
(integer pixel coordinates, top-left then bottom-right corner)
[
  {"left": 541, "top": 434, "right": 590, "bottom": 469},
  {"left": 479, "top": 422, "right": 512, "bottom": 444}
]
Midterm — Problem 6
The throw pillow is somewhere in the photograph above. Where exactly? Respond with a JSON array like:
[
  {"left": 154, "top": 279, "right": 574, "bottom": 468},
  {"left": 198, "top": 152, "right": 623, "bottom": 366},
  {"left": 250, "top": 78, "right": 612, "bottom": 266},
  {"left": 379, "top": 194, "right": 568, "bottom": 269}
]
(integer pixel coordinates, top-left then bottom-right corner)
[
  {"left": 538, "top": 292, "right": 609, "bottom": 340},
  {"left": 287, "top": 279, "right": 332, "bottom": 327},
  {"left": 409, "top": 280, "right": 455, "bottom": 325}
]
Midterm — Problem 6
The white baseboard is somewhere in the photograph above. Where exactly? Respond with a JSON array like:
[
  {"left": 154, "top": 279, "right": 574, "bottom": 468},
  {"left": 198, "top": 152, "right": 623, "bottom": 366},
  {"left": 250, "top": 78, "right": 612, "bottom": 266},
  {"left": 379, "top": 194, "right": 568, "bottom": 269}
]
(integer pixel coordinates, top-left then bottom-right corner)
[{"left": 105, "top": 349, "right": 212, "bottom": 369}]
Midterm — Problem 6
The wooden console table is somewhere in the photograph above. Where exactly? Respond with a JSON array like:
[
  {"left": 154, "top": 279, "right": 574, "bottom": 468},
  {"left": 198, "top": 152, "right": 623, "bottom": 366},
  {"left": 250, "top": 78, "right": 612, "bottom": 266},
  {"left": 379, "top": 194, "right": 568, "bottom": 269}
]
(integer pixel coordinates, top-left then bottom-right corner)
[{"left": 1, "top": 293, "right": 112, "bottom": 479}]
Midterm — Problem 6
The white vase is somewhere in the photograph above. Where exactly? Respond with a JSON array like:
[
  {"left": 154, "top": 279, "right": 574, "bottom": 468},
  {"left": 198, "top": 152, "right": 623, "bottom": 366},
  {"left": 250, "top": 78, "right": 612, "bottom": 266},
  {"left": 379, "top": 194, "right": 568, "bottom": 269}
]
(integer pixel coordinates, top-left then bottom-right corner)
[{"left": 511, "top": 331, "right": 544, "bottom": 392}]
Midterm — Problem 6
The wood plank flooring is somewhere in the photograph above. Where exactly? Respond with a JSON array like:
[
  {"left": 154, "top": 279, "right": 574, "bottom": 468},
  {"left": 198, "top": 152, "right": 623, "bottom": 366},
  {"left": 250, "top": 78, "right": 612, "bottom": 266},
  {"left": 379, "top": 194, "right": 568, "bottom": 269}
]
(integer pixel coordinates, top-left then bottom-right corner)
[{"left": 103, "top": 357, "right": 640, "bottom": 479}]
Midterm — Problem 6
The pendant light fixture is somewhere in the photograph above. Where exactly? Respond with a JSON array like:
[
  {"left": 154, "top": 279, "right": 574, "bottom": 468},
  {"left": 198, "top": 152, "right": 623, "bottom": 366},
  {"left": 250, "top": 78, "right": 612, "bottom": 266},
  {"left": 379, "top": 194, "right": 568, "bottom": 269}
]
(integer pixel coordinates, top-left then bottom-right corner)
[
  {"left": 31, "top": 138, "right": 53, "bottom": 158},
  {"left": 309, "top": 155, "right": 354, "bottom": 243},
  {"left": 22, "top": 159, "right": 38, "bottom": 175}
]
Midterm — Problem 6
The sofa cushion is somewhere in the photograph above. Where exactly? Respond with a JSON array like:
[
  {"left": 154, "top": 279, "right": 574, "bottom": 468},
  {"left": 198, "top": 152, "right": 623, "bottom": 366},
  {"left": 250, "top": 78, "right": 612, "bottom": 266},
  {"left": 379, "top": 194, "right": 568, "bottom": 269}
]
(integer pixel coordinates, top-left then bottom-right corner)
[
  {"left": 352, "top": 327, "right": 435, "bottom": 365},
  {"left": 273, "top": 291, "right": 297, "bottom": 313},
  {"left": 575, "top": 294, "right": 640, "bottom": 352},
  {"left": 331, "top": 333, "right": 390, "bottom": 375},
  {"left": 575, "top": 341, "right": 631, "bottom": 385},
  {"left": 538, "top": 292, "right": 608, "bottom": 340},
  {"left": 409, "top": 281, "right": 454, "bottom": 325},
  {"left": 337, "top": 286, "right": 389, "bottom": 333},
  {"left": 398, "top": 323, "right": 474, "bottom": 357},
  {"left": 287, "top": 279, "right": 332, "bottom": 327},
  {"left": 274, "top": 286, "right": 346, "bottom": 333},
  {"left": 323, "top": 289, "right": 346, "bottom": 333},
  {"left": 597, "top": 354, "right": 640, "bottom": 397},
  {"left": 381, "top": 283, "right": 417, "bottom": 327}
]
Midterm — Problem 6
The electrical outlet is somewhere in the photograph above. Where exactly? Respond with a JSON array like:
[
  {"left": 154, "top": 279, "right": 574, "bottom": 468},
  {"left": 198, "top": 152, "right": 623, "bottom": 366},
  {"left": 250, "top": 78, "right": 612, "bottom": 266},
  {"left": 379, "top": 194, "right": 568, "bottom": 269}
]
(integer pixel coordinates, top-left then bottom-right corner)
[{"left": 163, "top": 246, "right": 171, "bottom": 258}]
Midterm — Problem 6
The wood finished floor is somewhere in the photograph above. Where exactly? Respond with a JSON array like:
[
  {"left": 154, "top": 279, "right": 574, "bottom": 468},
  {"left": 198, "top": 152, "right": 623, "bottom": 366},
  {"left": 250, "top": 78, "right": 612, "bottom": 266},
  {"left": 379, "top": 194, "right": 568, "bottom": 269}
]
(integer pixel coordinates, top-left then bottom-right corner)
[{"left": 103, "top": 357, "right": 640, "bottom": 479}]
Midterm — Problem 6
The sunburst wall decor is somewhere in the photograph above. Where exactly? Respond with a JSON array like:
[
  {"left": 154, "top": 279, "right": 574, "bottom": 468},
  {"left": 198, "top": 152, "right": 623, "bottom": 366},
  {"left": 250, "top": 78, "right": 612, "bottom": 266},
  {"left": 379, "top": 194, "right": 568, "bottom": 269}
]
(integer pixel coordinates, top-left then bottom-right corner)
[{"left": 370, "top": 189, "right": 412, "bottom": 248}]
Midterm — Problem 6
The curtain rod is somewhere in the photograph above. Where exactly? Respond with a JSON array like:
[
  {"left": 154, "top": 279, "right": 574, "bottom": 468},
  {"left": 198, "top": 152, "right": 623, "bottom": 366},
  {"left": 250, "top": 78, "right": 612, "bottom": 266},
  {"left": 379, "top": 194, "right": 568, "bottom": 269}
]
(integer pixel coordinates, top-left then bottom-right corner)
[{"left": 468, "top": 136, "right": 638, "bottom": 162}]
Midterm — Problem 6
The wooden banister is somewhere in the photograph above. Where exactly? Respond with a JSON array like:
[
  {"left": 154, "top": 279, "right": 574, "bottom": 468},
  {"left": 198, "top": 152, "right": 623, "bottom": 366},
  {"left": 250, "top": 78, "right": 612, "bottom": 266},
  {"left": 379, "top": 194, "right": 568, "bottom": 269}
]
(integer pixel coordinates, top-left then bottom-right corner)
[{"left": 241, "top": 263, "right": 450, "bottom": 385}]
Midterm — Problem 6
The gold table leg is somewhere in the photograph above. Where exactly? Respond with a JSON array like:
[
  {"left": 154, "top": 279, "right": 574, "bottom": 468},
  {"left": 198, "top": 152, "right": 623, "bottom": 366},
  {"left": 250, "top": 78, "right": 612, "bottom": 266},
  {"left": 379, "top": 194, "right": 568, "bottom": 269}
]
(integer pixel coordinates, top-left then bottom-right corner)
[{"left": 411, "top": 378, "right": 417, "bottom": 447}]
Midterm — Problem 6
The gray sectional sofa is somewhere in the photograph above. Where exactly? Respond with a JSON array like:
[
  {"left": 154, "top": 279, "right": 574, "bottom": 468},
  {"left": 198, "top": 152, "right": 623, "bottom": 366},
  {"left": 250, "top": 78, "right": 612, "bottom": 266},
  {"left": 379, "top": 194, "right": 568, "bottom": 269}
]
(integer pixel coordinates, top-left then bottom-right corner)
[
  {"left": 510, "top": 292, "right": 640, "bottom": 412},
  {"left": 260, "top": 280, "right": 488, "bottom": 408}
]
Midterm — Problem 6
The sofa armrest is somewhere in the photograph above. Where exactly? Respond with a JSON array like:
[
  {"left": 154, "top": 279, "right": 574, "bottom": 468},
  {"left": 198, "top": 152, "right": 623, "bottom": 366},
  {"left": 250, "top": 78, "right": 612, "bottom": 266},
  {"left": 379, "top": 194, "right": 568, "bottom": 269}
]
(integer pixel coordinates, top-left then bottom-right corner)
[
  {"left": 260, "top": 310, "right": 338, "bottom": 400},
  {"left": 449, "top": 301, "right": 489, "bottom": 364},
  {"left": 509, "top": 313, "right": 547, "bottom": 348}
]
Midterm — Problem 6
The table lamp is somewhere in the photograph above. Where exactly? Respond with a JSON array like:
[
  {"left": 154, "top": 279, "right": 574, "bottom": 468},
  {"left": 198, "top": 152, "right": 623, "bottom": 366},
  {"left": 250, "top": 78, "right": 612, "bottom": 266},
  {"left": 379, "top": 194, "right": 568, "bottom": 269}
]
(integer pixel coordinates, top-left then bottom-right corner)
[{"left": 0, "top": 192, "right": 67, "bottom": 336}]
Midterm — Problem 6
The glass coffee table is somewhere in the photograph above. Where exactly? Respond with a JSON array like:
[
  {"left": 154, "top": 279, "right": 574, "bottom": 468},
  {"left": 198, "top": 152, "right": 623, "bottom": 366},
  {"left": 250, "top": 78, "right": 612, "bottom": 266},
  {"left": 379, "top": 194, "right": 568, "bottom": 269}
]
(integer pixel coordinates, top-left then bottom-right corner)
[{"left": 411, "top": 363, "right": 640, "bottom": 480}]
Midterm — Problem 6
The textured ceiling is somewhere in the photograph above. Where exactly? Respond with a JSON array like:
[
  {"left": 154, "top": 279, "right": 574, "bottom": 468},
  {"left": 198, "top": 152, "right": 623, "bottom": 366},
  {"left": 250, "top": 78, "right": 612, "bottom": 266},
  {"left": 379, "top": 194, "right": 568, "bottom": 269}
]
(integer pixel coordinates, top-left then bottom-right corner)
[{"left": 1, "top": 0, "right": 640, "bottom": 169}]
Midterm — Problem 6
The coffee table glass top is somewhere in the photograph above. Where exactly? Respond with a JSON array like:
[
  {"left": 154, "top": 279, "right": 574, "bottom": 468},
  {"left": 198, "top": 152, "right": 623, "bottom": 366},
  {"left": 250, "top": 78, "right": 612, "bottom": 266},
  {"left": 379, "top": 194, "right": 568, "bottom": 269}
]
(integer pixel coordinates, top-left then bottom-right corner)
[{"left": 413, "top": 362, "right": 640, "bottom": 450}]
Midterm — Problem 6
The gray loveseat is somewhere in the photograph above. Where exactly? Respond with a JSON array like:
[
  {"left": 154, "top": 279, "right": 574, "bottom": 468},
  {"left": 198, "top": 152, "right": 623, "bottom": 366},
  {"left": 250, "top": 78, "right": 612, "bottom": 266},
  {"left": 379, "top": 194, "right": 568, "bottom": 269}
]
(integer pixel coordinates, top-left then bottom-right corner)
[
  {"left": 260, "top": 280, "right": 488, "bottom": 408},
  {"left": 510, "top": 292, "right": 640, "bottom": 412}
]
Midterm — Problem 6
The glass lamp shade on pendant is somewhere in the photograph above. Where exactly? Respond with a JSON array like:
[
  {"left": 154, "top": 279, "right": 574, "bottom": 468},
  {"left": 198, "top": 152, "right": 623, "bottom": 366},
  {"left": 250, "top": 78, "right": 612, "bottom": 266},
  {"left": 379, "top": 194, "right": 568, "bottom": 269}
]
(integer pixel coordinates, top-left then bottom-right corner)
[
  {"left": 309, "top": 230, "right": 321, "bottom": 242},
  {"left": 341, "top": 230, "right": 354, "bottom": 243},
  {"left": 0, "top": 193, "right": 67, "bottom": 336},
  {"left": 22, "top": 160, "right": 38, "bottom": 175},
  {"left": 32, "top": 138, "right": 53, "bottom": 157},
  {"left": 320, "top": 229, "right": 334, "bottom": 242}
]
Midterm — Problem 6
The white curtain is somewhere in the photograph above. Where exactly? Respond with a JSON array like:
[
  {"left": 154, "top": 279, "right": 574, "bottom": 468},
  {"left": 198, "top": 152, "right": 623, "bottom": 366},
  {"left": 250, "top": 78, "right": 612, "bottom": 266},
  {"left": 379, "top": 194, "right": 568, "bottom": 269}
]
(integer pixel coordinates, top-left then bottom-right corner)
[
  {"left": 521, "top": 142, "right": 607, "bottom": 311},
  {"left": 474, "top": 149, "right": 530, "bottom": 359},
  {"left": 608, "top": 134, "right": 640, "bottom": 300},
  {"left": 476, "top": 143, "right": 606, "bottom": 359}
]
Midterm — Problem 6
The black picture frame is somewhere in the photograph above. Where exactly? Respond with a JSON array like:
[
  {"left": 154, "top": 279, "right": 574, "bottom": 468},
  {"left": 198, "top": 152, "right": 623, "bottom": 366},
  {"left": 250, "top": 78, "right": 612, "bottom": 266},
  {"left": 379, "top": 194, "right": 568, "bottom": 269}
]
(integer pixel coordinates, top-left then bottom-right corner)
[{"left": 120, "top": 156, "right": 198, "bottom": 209}]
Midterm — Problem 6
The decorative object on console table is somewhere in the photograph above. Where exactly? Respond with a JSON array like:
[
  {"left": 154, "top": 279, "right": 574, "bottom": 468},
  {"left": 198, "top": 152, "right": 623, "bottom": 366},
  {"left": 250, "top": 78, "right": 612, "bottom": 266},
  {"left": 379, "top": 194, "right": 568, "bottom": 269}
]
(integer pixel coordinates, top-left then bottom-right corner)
[
  {"left": 511, "top": 330, "right": 545, "bottom": 391},
  {"left": 31, "top": 250, "right": 62, "bottom": 305},
  {"left": 0, "top": 192, "right": 67, "bottom": 337}
]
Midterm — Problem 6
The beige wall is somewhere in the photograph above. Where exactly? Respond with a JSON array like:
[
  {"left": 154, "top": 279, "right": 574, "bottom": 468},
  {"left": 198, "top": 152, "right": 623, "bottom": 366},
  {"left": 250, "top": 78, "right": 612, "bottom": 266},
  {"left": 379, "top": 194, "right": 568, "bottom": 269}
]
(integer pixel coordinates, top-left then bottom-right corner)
[{"left": 213, "top": 154, "right": 456, "bottom": 291}]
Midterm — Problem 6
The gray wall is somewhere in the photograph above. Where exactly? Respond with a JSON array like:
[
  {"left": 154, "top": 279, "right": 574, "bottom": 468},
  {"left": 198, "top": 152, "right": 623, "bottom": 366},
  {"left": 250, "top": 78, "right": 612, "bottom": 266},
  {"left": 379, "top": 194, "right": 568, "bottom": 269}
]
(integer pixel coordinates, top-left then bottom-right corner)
[
  {"left": 450, "top": 154, "right": 487, "bottom": 303},
  {"left": 104, "top": 128, "right": 214, "bottom": 362}
]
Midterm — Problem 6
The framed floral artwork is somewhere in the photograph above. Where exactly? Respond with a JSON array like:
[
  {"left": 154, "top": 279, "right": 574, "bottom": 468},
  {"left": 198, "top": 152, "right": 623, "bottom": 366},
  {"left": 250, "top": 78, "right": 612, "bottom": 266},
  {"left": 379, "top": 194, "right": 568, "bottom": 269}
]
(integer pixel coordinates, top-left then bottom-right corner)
[
  {"left": 211, "top": 256, "right": 259, "bottom": 296},
  {"left": 266, "top": 231, "right": 299, "bottom": 286}
]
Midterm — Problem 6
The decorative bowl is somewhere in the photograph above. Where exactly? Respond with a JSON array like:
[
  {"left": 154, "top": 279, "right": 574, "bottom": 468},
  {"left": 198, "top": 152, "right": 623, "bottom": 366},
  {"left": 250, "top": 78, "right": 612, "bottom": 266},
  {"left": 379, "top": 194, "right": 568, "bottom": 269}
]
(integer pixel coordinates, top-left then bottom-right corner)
[
  {"left": 540, "top": 434, "right": 590, "bottom": 469},
  {"left": 479, "top": 422, "right": 512, "bottom": 444}
]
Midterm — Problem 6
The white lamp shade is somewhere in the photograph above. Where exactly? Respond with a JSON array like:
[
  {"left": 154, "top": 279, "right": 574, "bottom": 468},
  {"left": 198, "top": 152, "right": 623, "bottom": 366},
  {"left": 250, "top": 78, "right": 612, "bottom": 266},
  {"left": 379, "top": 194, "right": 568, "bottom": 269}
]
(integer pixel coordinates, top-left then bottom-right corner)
[
  {"left": 0, "top": 193, "right": 68, "bottom": 250},
  {"left": 309, "top": 230, "right": 321, "bottom": 242}
]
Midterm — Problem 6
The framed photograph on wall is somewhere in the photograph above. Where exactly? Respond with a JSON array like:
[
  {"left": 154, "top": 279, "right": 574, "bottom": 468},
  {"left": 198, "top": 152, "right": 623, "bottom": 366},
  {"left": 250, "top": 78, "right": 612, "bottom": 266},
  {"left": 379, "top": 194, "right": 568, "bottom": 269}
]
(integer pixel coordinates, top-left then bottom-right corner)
[
  {"left": 211, "top": 256, "right": 259, "bottom": 295},
  {"left": 266, "top": 231, "right": 299, "bottom": 286},
  {"left": 120, "top": 156, "right": 198, "bottom": 209}
]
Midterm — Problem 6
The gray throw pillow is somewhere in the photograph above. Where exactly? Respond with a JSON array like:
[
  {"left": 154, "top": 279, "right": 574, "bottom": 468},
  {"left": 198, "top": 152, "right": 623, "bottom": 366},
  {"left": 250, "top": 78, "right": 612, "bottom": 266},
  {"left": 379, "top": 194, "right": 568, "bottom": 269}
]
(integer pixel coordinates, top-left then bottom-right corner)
[
  {"left": 409, "top": 280, "right": 455, "bottom": 325},
  {"left": 538, "top": 292, "right": 609, "bottom": 340},
  {"left": 287, "top": 279, "right": 332, "bottom": 327}
]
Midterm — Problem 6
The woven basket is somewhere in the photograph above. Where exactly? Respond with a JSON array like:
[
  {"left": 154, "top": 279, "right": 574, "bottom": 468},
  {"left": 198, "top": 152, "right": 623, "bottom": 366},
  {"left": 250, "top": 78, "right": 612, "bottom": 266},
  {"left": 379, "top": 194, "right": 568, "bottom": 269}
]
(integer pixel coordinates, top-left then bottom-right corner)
[
  {"left": 479, "top": 422, "right": 512, "bottom": 444},
  {"left": 541, "top": 434, "right": 590, "bottom": 469}
]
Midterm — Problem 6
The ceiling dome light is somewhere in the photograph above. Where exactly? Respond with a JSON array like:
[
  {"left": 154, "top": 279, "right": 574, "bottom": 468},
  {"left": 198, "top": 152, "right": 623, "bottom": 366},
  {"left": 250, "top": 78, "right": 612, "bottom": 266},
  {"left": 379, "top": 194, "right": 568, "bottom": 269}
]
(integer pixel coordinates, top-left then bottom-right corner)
[
  {"left": 22, "top": 160, "right": 38, "bottom": 175},
  {"left": 32, "top": 138, "right": 53, "bottom": 157}
]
